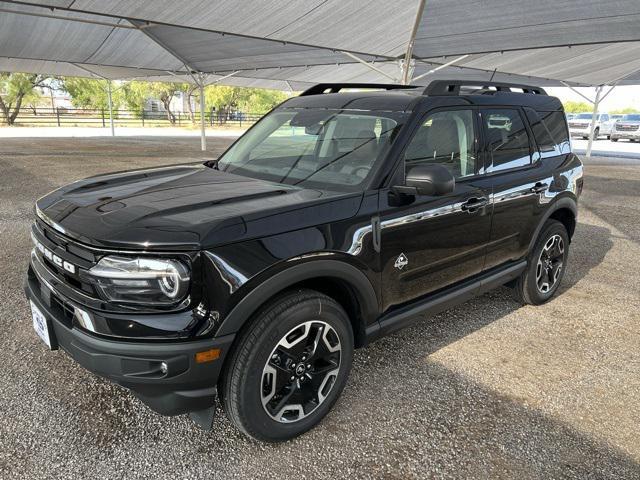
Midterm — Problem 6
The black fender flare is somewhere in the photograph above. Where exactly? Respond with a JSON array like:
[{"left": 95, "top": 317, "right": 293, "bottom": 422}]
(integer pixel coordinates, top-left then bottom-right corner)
[
  {"left": 527, "top": 196, "right": 578, "bottom": 254},
  {"left": 215, "top": 259, "right": 379, "bottom": 337}
]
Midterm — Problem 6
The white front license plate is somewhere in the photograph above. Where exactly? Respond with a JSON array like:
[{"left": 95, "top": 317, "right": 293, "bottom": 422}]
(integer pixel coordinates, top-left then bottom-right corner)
[{"left": 30, "top": 300, "right": 52, "bottom": 349}]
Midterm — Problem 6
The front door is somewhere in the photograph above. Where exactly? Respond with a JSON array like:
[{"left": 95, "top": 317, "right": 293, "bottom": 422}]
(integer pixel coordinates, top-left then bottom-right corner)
[{"left": 379, "top": 107, "right": 492, "bottom": 313}]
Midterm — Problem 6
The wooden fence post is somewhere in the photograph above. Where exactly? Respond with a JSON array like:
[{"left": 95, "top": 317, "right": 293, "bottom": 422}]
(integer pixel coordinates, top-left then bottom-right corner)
[
  {"left": 101, "top": 108, "right": 105, "bottom": 127},
  {"left": 56, "top": 108, "right": 61, "bottom": 127}
]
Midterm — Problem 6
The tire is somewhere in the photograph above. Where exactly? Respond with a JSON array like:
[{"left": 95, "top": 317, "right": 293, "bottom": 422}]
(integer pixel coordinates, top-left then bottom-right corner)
[
  {"left": 611, "top": 138, "right": 619, "bottom": 142},
  {"left": 512, "top": 219, "right": 569, "bottom": 305},
  {"left": 221, "top": 289, "right": 354, "bottom": 442},
  {"left": 607, "top": 135, "right": 611, "bottom": 140},
  {"left": 593, "top": 128, "right": 599, "bottom": 140}
]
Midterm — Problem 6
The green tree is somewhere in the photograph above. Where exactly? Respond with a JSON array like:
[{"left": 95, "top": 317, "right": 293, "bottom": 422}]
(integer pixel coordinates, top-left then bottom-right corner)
[
  {"left": 122, "top": 81, "right": 187, "bottom": 124},
  {"left": 563, "top": 101, "right": 592, "bottom": 113},
  {"left": 0, "top": 72, "right": 49, "bottom": 125},
  {"left": 610, "top": 107, "right": 640, "bottom": 114},
  {"left": 205, "top": 85, "right": 288, "bottom": 122},
  {"left": 237, "top": 88, "right": 288, "bottom": 114},
  {"left": 22, "top": 87, "right": 50, "bottom": 114},
  {"left": 62, "top": 78, "right": 123, "bottom": 110}
]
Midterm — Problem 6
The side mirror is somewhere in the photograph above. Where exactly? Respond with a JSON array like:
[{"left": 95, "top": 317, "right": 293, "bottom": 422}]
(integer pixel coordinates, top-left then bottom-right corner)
[{"left": 395, "top": 164, "right": 455, "bottom": 196}]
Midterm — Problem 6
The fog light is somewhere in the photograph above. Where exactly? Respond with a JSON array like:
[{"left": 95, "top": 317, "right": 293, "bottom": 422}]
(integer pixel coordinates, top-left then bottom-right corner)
[{"left": 160, "top": 362, "right": 168, "bottom": 374}]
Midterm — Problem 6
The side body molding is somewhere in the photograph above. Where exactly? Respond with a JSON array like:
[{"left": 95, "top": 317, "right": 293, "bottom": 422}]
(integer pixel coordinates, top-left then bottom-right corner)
[{"left": 215, "top": 259, "right": 379, "bottom": 337}]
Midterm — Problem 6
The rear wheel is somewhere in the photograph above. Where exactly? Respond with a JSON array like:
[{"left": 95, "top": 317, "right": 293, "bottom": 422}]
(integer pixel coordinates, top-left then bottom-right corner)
[
  {"left": 512, "top": 219, "right": 569, "bottom": 305},
  {"left": 221, "top": 289, "right": 354, "bottom": 442},
  {"left": 611, "top": 137, "right": 619, "bottom": 142}
]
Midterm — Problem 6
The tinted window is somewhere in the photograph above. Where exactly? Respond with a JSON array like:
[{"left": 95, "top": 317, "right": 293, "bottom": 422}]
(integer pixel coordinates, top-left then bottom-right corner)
[
  {"left": 404, "top": 109, "right": 477, "bottom": 178},
  {"left": 482, "top": 109, "right": 531, "bottom": 171},
  {"left": 525, "top": 109, "right": 570, "bottom": 156}
]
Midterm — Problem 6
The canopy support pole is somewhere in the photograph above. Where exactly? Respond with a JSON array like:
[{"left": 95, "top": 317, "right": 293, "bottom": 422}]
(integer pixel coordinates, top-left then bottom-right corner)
[
  {"left": 401, "top": 0, "right": 427, "bottom": 84},
  {"left": 198, "top": 74, "right": 206, "bottom": 151},
  {"left": 411, "top": 54, "right": 470, "bottom": 82},
  {"left": 107, "top": 79, "right": 115, "bottom": 137},
  {"left": 585, "top": 85, "right": 603, "bottom": 159},
  {"left": 341, "top": 51, "right": 399, "bottom": 82}
]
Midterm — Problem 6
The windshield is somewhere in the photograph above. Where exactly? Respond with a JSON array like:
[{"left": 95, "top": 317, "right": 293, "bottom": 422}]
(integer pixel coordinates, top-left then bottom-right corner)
[
  {"left": 575, "top": 113, "right": 595, "bottom": 120},
  {"left": 622, "top": 114, "right": 640, "bottom": 121},
  {"left": 217, "top": 109, "right": 404, "bottom": 191}
]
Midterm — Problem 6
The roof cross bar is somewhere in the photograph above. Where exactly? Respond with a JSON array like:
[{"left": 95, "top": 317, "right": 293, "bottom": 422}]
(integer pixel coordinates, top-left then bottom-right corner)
[
  {"left": 300, "top": 83, "right": 418, "bottom": 96},
  {"left": 424, "top": 80, "right": 547, "bottom": 96}
]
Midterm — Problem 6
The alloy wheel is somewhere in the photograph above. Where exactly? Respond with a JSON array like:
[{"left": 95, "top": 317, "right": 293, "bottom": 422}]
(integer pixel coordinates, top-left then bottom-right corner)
[
  {"left": 261, "top": 321, "right": 341, "bottom": 423},
  {"left": 536, "top": 234, "right": 565, "bottom": 294}
]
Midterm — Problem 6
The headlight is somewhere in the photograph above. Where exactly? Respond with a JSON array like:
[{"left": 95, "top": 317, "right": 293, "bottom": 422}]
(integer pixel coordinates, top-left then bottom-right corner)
[{"left": 88, "top": 256, "right": 190, "bottom": 305}]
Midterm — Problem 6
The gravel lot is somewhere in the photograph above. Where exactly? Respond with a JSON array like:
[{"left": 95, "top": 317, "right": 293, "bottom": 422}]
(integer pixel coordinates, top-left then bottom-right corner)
[{"left": 1, "top": 136, "right": 639, "bottom": 479}]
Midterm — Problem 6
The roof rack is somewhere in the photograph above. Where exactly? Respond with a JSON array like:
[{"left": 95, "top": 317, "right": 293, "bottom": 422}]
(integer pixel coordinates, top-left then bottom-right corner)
[
  {"left": 424, "top": 80, "right": 547, "bottom": 96},
  {"left": 299, "top": 83, "right": 418, "bottom": 96}
]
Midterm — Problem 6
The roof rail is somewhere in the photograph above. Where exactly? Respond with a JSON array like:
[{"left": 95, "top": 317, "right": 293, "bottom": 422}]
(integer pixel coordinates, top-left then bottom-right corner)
[
  {"left": 299, "top": 83, "right": 418, "bottom": 96},
  {"left": 424, "top": 80, "right": 547, "bottom": 96}
]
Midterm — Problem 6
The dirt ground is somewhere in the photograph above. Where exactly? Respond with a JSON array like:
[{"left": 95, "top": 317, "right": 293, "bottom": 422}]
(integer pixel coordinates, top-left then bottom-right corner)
[{"left": 0, "top": 136, "right": 638, "bottom": 479}]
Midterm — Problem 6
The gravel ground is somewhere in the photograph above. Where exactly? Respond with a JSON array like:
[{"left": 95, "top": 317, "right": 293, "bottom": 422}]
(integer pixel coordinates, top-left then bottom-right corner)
[{"left": 0, "top": 137, "right": 639, "bottom": 479}]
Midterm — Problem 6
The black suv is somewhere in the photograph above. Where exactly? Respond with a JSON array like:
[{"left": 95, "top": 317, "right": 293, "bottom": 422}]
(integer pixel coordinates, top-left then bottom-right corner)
[{"left": 25, "top": 81, "right": 583, "bottom": 442}]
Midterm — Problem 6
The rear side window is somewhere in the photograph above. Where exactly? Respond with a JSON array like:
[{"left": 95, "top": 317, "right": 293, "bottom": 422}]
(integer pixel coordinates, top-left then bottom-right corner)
[
  {"left": 482, "top": 108, "right": 532, "bottom": 172},
  {"left": 525, "top": 109, "right": 571, "bottom": 156}
]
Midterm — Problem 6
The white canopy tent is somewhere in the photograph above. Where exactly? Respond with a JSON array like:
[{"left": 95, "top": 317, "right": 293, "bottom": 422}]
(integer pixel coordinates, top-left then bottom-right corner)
[{"left": 1, "top": 0, "right": 640, "bottom": 155}]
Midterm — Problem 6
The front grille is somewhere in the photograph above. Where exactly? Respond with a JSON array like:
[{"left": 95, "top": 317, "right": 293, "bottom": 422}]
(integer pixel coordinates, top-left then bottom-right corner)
[
  {"left": 32, "top": 220, "right": 100, "bottom": 299},
  {"left": 568, "top": 122, "right": 587, "bottom": 129},
  {"left": 615, "top": 124, "right": 639, "bottom": 132}
]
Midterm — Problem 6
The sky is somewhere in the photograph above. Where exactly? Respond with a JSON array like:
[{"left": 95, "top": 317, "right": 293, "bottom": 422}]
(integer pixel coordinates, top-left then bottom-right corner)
[{"left": 546, "top": 86, "right": 640, "bottom": 112}]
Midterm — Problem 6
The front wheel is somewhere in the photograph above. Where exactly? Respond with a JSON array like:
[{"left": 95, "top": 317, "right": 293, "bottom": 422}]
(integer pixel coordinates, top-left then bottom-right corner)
[
  {"left": 221, "top": 289, "right": 354, "bottom": 442},
  {"left": 512, "top": 219, "right": 569, "bottom": 305}
]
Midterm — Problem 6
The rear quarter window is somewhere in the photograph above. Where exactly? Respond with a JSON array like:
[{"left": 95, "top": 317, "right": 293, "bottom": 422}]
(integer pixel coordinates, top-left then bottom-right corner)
[{"left": 525, "top": 109, "right": 570, "bottom": 157}]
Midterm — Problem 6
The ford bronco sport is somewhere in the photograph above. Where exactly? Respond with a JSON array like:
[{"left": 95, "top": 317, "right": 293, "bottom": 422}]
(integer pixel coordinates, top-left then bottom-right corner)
[{"left": 25, "top": 80, "right": 583, "bottom": 442}]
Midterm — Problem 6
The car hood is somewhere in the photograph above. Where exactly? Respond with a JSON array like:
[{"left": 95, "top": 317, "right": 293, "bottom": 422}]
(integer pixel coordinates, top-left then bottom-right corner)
[{"left": 36, "top": 164, "right": 363, "bottom": 250}]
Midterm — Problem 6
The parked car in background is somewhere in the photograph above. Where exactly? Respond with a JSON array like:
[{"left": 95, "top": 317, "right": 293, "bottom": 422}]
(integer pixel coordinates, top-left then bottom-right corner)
[
  {"left": 610, "top": 114, "right": 624, "bottom": 122},
  {"left": 568, "top": 112, "right": 614, "bottom": 140},
  {"left": 610, "top": 113, "right": 640, "bottom": 142}
]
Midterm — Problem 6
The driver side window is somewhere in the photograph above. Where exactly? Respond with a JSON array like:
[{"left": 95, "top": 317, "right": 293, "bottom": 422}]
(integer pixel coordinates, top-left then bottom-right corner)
[{"left": 404, "top": 109, "right": 477, "bottom": 179}]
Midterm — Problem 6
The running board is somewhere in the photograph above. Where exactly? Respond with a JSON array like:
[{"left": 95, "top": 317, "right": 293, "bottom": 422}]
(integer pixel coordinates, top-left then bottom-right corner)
[{"left": 367, "top": 261, "right": 527, "bottom": 342}]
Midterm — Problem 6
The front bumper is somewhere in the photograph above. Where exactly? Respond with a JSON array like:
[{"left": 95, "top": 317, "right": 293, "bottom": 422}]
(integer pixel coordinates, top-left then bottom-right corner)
[
  {"left": 569, "top": 127, "right": 593, "bottom": 137},
  {"left": 25, "top": 268, "right": 235, "bottom": 416},
  {"left": 611, "top": 130, "right": 640, "bottom": 140}
]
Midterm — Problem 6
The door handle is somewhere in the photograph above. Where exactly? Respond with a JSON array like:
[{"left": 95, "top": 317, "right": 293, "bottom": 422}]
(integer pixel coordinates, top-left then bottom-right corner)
[
  {"left": 530, "top": 182, "right": 549, "bottom": 194},
  {"left": 461, "top": 197, "right": 489, "bottom": 213}
]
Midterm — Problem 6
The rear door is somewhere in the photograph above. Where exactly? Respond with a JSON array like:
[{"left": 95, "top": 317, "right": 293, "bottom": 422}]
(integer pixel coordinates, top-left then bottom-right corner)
[
  {"left": 379, "top": 107, "right": 493, "bottom": 312},
  {"left": 480, "top": 107, "right": 558, "bottom": 271}
]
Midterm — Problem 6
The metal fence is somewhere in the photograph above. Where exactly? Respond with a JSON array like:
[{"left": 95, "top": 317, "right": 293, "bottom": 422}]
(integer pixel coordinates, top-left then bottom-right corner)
[{"left": 5, "top": 107, "right": 263, "bottom": 128}]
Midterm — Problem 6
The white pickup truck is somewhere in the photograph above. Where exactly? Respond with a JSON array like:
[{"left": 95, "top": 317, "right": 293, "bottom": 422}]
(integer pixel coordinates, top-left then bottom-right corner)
[{"left": 568, "top": 112, "right": 614, "bottom": 140}]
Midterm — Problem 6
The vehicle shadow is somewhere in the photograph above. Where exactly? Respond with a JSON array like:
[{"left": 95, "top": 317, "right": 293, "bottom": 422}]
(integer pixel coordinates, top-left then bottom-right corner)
[
  {"left": 558, "top": 221, "right": 613, "bottom": 292},
  {"left": 371, "top": 221, "right": 613, "bottom": 359}
]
